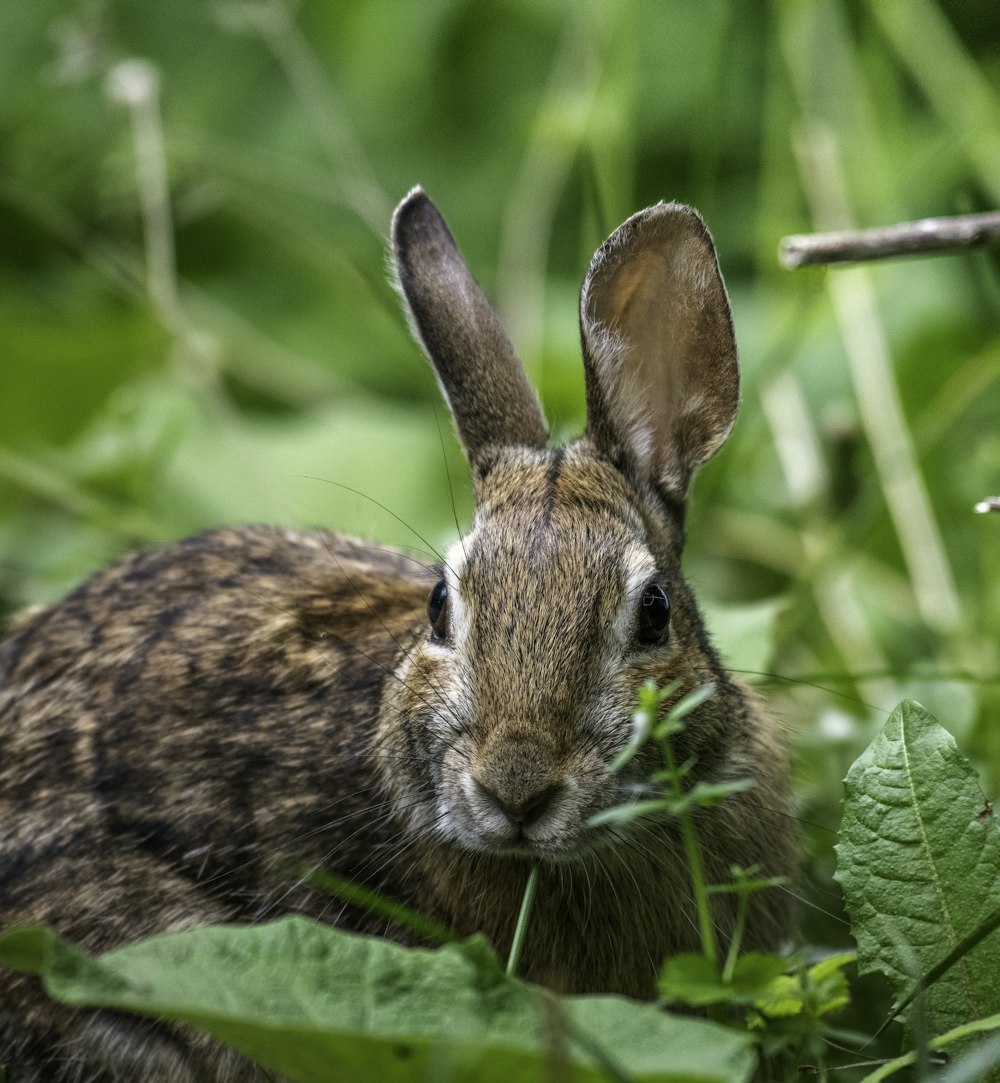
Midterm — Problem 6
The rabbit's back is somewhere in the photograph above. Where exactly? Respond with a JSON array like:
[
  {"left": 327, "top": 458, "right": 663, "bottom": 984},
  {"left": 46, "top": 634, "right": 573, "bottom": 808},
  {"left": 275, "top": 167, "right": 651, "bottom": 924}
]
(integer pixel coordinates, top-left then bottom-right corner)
[
  {"left": 0, "top": 526, "right": 437, "bottom": 1079},
  {"left": 1, "top": 526, "right": 434, "bottom": 941}
]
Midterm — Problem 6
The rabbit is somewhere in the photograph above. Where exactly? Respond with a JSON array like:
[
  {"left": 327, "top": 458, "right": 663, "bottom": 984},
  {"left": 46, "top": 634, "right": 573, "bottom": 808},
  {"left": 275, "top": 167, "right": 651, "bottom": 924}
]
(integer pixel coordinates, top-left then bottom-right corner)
[{"left": 0, "top": 188, "right": 796, "bottom": 1082}]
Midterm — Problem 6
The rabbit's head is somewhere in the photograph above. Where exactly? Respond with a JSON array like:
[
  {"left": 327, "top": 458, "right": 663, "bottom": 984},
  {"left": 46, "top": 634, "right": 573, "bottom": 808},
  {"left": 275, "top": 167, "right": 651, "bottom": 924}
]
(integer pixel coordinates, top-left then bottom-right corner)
[{"left": 380, "top": 189, "right": 748, "bottom": 863}]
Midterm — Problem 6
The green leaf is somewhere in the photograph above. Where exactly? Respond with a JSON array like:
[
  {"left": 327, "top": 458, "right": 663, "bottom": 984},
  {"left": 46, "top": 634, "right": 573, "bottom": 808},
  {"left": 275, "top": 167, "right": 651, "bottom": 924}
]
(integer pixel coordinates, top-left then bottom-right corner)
[
  {"left": 652, "top": 683, "right": 716, "bottom": 740},
  {"left": 731, "top": 953, "right": 788, "bottom": 994},
  {"left": 0, "top": 919, "right": 756, "bottom": 1083},
  {"left": 751, "top": 952, "right": 855, "bottom": 1021},
  {"left": 877, "top": 904, "right": 1000, "bottom": 1038},
  {"left": 648, "top": 779, "right": 753, "bottom": 819},
  {"left": 749, "top": 974, "right": 803, "bottom": 1020},
  {"left": 608, "top": 679, "right": 682, "bottom": 774},
  {"left": 804, "top": 952, "right": 855, "bottom": 1017},
  {"left": 835, "top": 700, "right": 1000, "bottom": 1046},
  {"left": 659, "top": 953, "right": 728, "bottom": 1006},
  {"left": 659, "top": 952, "right": 785, "bottom": 1007},
  {"left": 587, "top": 799, "right": 668, "bottom": 827},
  {"left": 686, "top": 778, "right": 755, "bottom": 810}
]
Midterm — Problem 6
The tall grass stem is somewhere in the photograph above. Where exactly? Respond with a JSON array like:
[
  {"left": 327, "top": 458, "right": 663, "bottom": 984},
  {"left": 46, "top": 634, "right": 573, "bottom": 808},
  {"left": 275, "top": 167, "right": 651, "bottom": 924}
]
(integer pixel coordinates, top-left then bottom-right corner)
[{"left": 506, "top": 864, "right": 540, "bottom": 978}]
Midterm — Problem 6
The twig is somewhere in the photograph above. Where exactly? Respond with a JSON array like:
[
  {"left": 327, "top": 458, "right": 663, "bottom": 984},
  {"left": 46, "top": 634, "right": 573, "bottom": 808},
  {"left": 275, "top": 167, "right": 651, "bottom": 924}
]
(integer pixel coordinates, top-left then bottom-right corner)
[{"left": 780, "top": 210, "right": 1000, "bottom": 268}]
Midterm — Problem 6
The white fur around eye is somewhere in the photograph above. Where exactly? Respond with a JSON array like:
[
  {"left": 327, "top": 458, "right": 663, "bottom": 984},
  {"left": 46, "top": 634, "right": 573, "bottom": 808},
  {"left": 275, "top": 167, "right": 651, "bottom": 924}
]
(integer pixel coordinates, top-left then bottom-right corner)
[{"left": 441, "top": 537, "right": 470, "bottom": 648}]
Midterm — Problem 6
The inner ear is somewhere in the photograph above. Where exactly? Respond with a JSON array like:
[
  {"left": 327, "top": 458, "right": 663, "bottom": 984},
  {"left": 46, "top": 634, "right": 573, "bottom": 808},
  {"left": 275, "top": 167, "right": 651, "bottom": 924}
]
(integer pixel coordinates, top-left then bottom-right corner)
[{"left": 580, "top": 203, "right": 739, "bottom": 504}]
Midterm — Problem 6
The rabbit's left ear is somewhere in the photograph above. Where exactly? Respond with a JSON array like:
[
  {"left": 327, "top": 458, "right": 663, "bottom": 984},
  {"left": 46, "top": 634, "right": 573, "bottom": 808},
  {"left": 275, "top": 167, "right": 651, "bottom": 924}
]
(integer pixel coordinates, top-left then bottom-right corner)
[
  {"left": 580, "top": 203, "right": 739, "bottom": 509},
  {"left": 393, "top": 187, "right": 548, "bottom": 465}
]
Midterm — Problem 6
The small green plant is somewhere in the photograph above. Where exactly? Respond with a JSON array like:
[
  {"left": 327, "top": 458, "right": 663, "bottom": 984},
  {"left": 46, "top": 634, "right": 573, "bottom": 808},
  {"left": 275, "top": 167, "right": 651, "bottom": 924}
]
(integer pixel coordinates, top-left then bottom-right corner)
[
  {"left": 591, "top": 680, "right": 851, "bottom": 1077},
  {"left": 591, "top": 680, "right": 758, "bottom": 966}
]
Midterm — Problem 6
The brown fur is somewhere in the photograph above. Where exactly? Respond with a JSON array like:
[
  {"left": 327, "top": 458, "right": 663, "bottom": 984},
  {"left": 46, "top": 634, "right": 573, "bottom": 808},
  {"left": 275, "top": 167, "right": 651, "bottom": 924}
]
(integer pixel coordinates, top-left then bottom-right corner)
[{"left": 0, "top": 190, "right": 795, "bottom": 1081}]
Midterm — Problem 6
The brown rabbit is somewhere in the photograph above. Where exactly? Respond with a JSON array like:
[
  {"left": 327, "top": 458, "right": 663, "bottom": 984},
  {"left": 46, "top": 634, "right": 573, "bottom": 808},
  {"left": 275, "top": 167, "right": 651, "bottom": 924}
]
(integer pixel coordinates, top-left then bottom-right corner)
[{"left": 0, "top": 189, "right": 795, "bottom": 1081}]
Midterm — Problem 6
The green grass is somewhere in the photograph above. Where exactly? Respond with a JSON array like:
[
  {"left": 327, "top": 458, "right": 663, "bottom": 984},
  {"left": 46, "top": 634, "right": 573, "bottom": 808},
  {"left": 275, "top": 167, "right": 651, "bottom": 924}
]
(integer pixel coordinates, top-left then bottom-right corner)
[{"left": 2, "top": 0, "right": 999, "bottom": 1077}]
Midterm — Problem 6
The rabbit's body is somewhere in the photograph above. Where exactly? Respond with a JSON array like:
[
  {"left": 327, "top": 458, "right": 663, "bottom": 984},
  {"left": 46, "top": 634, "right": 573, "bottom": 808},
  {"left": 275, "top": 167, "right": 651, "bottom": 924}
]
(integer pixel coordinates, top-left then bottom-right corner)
[{"left": 0, "top": 190, "right": 795, "bottom": 1081}]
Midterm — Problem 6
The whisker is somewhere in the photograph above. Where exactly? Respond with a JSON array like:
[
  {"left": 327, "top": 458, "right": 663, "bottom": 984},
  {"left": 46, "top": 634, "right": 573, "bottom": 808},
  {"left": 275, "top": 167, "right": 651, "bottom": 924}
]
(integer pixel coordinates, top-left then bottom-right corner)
[{"left": 295, "top": 475, "right": 453, "bottom": 571}]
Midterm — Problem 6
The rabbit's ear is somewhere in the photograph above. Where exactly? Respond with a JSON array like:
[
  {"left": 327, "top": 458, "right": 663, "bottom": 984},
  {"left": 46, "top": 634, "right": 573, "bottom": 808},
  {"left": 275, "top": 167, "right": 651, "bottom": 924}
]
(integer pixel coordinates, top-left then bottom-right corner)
[
  {"left": 580, "top": 202, "right": 738, "bottom": 508},
  {"left": 393, "top": 188, "right": 548, "bottom": 464}
]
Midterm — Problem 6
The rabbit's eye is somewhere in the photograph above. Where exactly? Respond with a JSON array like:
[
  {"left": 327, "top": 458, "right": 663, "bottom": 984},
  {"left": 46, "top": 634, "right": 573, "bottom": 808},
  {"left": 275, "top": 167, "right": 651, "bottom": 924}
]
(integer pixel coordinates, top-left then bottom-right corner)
[
  {"left": 427, "top": 579, "right": 449, "bottom": 640},
  {"left": 635, "top": 582, "right": 670, "bottom": 646}
]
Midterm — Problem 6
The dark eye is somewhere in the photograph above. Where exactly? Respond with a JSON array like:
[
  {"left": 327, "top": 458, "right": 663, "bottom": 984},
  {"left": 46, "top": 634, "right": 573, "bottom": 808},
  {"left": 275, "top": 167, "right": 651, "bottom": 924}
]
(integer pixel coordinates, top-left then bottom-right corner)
[
  {"left": 635, "top": 582, "right": 670, "bottom": 646},
  {"left": 427, "top": 579, "right": 449, "bottom": 640}
]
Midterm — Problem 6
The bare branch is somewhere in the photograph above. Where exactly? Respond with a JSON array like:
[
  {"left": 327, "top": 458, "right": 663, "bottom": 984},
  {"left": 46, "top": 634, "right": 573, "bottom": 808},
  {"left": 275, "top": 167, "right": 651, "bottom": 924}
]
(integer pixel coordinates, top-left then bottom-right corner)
[{"left": 780, "top": 210, "right": 1000, "bottom": 269}]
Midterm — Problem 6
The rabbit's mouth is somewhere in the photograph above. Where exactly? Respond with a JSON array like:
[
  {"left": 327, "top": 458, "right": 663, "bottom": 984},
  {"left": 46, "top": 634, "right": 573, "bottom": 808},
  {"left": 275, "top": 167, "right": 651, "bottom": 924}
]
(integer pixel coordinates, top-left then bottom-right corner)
[
  {"left": 458, "top": 819, "right": 649, "bottom": 864},
  {"left": 441, "top": 770, "right": 599, "bottom": 860},
  {"left": 441, "top": 795, "right": 631, "bottom": 864},
  {"left": 455, "top": 819, "right": 589, "bottom": 862},
  {"left": 430, "top": 754, "right": 643, "bottom": 862}
]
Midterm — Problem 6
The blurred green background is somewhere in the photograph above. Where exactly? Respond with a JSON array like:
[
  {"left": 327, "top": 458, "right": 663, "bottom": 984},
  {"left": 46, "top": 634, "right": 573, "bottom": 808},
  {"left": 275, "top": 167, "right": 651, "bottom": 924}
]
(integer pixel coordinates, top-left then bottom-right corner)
[{"left": 2, "top": 0, "right": 1000, "bottom": 1067}]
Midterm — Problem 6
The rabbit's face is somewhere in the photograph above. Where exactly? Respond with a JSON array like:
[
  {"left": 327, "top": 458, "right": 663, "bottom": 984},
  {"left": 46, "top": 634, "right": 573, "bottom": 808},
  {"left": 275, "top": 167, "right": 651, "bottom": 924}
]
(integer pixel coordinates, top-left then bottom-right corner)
[
  {"left": 384, "top": 443, "right": 712, "bottom": 862},
  {"left": 385, "top": 190, "right": 752, "bottom": 867}
]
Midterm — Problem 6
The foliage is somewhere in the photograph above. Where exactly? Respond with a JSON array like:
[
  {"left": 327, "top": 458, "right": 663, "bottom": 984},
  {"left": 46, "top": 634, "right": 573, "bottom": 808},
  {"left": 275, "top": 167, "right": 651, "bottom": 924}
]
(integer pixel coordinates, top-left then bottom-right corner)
[
  {"left": 837, "top": 700, "right": 1000, "bottom": 1078},
  {"left": 591, "top": 681, "right": 751, "bottom": 968},
  {"left": 593, "top": 683, "right": 851, "bottom": 1077},
  {"left": 0, "top": 920, "right": 757, "bottom": 1083}
]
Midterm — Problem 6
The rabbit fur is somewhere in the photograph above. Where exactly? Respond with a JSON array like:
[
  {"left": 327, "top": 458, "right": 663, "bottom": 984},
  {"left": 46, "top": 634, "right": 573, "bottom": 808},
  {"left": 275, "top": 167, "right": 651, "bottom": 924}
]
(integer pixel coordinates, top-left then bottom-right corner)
[{"left": 0, "top": 188, "right": 796, "bottom": 1081}]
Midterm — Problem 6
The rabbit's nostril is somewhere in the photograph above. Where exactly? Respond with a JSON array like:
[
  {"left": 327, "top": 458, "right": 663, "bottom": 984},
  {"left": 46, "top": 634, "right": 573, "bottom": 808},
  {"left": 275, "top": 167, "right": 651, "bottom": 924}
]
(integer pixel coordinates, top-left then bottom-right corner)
[
  {"left": 518, "top": 783, "right": 563, "bottom": 826},
  {"left": 474, "top": 779, "right": 563, "bottom": 828}
]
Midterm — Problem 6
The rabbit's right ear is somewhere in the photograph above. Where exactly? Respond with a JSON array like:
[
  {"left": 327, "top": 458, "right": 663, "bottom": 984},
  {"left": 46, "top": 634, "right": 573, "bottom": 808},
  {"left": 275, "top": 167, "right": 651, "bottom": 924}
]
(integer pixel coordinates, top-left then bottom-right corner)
[
  {"left": 393, "top": 188, "right": 548, "bottom": 466},
  {"left": 580, "top": 203, "right": 739, "bottom": 512}
]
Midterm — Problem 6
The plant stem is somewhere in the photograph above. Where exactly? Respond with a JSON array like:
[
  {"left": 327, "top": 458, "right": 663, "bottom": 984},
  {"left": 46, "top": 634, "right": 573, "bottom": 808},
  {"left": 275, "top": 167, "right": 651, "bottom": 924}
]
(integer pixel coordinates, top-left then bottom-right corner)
[
  {"left": 661, "top": 740, "right": 717, "bottom": 967},
  {"left": 721, "top": 892, "right": 748, "bottom": 983},
  {"left": 506, "top": 864, "right": 539, "bottom": 978},
  {"left": 678, "top": 813, "right": 717, "bottom": 968}
]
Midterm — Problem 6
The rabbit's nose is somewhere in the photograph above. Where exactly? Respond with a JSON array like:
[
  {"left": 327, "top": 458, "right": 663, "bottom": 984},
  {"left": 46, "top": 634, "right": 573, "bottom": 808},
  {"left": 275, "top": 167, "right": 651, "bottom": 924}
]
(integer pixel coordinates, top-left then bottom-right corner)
[{"left": 474, "top": 778, "right": 564, "bottom": 828}]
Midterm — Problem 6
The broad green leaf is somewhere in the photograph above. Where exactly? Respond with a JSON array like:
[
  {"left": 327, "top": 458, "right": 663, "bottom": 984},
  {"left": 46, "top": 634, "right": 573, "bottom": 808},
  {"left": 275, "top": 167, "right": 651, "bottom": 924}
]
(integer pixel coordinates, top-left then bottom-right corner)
[
  {"left": 659, "top": 953, "right": 727, "bottom": 1006},
  {"left": 659, "top": 952, "right": 785, "bottom": 1007},
  {"left": 835, "top": 701, "right": 1000, "bottom": 1045},
  {"left": 0, "top": 918, "right": 756, "bottom": 1083}
]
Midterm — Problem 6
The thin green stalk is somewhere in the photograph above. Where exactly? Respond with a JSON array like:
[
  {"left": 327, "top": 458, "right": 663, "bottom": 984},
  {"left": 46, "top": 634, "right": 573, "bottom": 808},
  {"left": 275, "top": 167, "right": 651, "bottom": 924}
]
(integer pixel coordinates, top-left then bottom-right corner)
[
  {"left": 721, "top": 893, "right": 749, "bottom": 984},
  {"left": 661, "top": 740, "right": 717, "bottom": 968},
  {"left": 506, "top": 864, "right": 540, "bottom": 978}
]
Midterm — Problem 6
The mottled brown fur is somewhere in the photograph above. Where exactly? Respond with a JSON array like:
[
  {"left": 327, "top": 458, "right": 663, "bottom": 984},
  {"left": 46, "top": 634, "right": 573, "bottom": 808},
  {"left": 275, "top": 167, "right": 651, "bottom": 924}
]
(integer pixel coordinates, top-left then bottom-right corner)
[{"left": 0, "top": 190, "right": 795, "bottom": 1081}]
